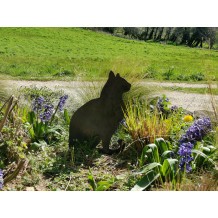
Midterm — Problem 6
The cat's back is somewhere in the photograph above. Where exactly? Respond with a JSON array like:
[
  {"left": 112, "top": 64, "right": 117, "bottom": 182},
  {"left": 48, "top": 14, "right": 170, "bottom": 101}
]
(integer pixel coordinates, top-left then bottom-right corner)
[{"left": 71, "top": 97, "right": 101, "bottom": 120}]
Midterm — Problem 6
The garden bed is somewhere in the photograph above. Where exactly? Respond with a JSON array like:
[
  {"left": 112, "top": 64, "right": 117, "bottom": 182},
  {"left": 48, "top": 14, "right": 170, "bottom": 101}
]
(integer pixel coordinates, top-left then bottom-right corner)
[{"left": 0, "top": 83, "right": 217, "bottom": 191}]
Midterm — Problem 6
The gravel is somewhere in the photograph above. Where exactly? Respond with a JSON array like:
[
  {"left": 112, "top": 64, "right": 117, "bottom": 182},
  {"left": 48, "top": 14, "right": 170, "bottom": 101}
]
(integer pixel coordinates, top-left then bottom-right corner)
[{"left": 3, "top": 80, "right": 218, "bottom": 112}]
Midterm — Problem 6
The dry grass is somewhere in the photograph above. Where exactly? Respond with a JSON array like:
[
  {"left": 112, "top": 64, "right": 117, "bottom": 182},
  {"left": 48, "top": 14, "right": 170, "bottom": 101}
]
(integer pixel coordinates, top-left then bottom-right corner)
[
  {"left": 124, "top": 99, "right": 172, "bottom": 152},
  {"left": 152, "top": 170, "right": 218, "bottom": 191}
]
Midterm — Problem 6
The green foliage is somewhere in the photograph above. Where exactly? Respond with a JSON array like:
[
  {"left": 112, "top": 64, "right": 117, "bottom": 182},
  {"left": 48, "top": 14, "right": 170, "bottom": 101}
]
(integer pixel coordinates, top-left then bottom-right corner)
[
  {"left": 132, "top": 170, "right": 160, "bottom": 191},
  {"left": 26, "top": 110, "right": 63, "bottom": 143},
  {"left": 190, "top": 72, "right": 205, "bottom": 81},
  {"left": 192, "top": 137, "right": 217, "bottom": 170},
  {"left": 63, "top": 109, "right": 70, "bottom": 126},
  {"left": 18, "top": 86, "right": 69, "bottom": 144},
  {"left": 0, "top": 97, "right": 27, "bottom": 165},
  {"left": 132, "top": 138, "right": 181, "bottom": 191},
  {"left": 1, "top": 87, "right": 217, "bottom": 191},
  {"left": 162, "top": 67, "right": 175, "bottom": 80},
  {"left": 88, "top": 168, "right": 116, "bottom": 191}
]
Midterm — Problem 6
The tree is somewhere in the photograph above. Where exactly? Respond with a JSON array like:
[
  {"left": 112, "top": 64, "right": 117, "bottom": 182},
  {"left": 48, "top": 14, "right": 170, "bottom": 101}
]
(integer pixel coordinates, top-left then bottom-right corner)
[
  {"left": 123, "top": 27, "right": 140, "bottom": 38},
  {"left": 156, "top": 27, "right": 164, "bottom": 41}
]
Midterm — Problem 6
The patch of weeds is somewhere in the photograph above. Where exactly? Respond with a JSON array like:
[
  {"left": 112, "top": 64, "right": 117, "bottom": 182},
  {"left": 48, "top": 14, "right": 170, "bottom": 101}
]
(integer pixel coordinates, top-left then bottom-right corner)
[
  {"left": 53, "top": 70, "right": 75, "bottom": 77},
  {"left": 88, "top": 168, "right": 117, "bottom": 191},
  {"left": 71, "top": 140, "right": 102, "bottom": 166},
  {"left": 176, "top": 74, "right": 190, "bottom": 81},
  {"left": 190, "top": 72, "right": 205, "bottom": 81},
  {"left": 143, "top": 66, "right": 158, "bottom": 79},
  {"left": 162, "top": 66, "right": 175, "bottom": 80}
]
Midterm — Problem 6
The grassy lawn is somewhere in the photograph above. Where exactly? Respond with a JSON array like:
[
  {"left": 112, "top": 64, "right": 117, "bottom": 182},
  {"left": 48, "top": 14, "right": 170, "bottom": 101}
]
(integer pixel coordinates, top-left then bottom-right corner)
[{"left": 0, "top": 27, "right": 217, "bottom": 81}]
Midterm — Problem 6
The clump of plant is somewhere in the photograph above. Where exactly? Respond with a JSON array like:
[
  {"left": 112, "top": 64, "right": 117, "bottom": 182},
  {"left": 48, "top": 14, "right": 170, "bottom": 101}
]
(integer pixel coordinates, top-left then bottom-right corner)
[
  {"left": 124, "top": 95, "right": 192, "bottom": 152},
  {"left": 132, "top": 138, "right": 181, "bottom": 191},
  {"left": 19, "top": 86, "right": 69, "bottom": 144},
  {"left": 143, "top": 66, "right": 158, "bottom": 79},
  {"left": 156, "top": 94, "right": 171, "bottom": 116},
  {"left": 177, "top": 117, "right": 216, "bottom": 172},
  {"left": 27, "top": 94, "right": 68, "bottom": 142},
  {"left": 176, "top": 74, "right": 190, "bottom": 81},
  {"left": 162, "top": 66, "right": 175, "bottom": 80},
  {"left": 88, "top": 168, "right": 116, "bottom": 191},
  {"left": 124, "top": 96, "right": 181, "bottom": 152},
  {"left": 190, "top": 72, "right": 205, "bottom": 81},
  {"left": 131, "top": 119, "right": 217, "bottom": 191}
]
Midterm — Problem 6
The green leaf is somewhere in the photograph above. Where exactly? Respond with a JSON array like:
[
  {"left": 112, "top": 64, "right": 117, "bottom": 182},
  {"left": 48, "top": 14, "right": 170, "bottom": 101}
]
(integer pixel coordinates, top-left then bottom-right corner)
[
  {"left": 207, "top": 145, "right": 217, "bottom": 154},
  {"left": 28, "top": 127, "right": 35, "bottom": 139},
  {"left": 30, "top": 140, "right": 47, "bottom": 151},
  {"left": 146, "top": 143, "right": 160, "bottom": 163},
  {"left": 155, "top": 138, "right": 169, "bottom": 155},
  {"left": 88, "top": 169, "right": 97, "bottom": 191},
  {"left": 131, "top": 170, "right": 160, "bottom": 191},
  {"left": 96, "top": 179, "right": 114, "bottom": 191},
  {"left": 192, "top": 149, "right": 216, "bottom": 167},
  {"left": 27, "top": 111, "right": 36, "bottom": 124},
  {"left": 134, "top": 162, "right": 161, "bottom": 175},
  {"left": 202, "top": 147, "right": 211, "bottom": 155},
  {"left": 162, "top": 159, "right": 178, "bottom": 177},
  {"left": 148, "top": 144, "right": 160, "bottom": 163},
  {"left": 161, "top": 150, "right": 174, "bottom": 159},
  {"left": 46, "top": 128, "right": 61, "bottom": 135},
  {"left": 64, "top": 109, "right": 70, "bottom": 125}
]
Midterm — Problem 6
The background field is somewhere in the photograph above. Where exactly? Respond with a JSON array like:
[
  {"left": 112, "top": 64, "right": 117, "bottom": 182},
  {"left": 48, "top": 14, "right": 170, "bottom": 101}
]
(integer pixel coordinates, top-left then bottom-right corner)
[{"left": 0, "top": 27, "right": 217, "bottom": 81}]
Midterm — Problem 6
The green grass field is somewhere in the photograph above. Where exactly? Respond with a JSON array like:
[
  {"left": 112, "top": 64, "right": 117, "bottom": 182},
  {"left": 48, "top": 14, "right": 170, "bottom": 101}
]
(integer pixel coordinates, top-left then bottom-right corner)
[{"left": 0, "top": 27, "right": 217, "bottom": 81}]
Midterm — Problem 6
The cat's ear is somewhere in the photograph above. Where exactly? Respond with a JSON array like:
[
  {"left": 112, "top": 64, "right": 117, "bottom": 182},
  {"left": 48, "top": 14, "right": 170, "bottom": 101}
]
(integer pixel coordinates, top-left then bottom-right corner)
[
  {"left": 109, "top": 70, "right": 115, "bottom": 80},
  {"left": 116, "top": 73, "right": 120, "bottom": 78}
]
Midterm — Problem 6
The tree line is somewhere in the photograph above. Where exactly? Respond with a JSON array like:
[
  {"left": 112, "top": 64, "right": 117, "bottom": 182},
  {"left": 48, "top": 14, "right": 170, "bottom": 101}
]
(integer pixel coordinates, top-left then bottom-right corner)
[{"left": 88, "top": 27, "right": 217, "bottom": 49}]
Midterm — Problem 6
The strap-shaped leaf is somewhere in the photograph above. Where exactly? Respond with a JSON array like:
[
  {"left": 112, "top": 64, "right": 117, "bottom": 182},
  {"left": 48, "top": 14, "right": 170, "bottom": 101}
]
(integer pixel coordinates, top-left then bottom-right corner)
[
  {"left": 161, "top": 150, "right": 174, "bottom": 159},
  {"left": 155, "top": 138, "right": 168, "bottom": 154},
  {"left": 146, "top": 143, "right": 160, "bottom": 163},
  {"left": 131, "top": 170, "right": 160, "bottom": 191},
  {"left": 134, "top": 162, "right": 161, "bottom": 175},
  {"left": 162, "top": 159, "right": 178, "bottom": 177},
  {"left": 192, "top": 149, "right": 216, "bottom": 167}
]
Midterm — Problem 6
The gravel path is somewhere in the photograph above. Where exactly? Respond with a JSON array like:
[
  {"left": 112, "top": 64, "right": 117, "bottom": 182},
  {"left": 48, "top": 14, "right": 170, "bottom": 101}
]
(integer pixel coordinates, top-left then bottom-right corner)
[
  {"left": 139, "top": 81, "right": 217, "bottom": 88},
  {"left": 3, "top": 80, "right": 218, "bottom": 112}
]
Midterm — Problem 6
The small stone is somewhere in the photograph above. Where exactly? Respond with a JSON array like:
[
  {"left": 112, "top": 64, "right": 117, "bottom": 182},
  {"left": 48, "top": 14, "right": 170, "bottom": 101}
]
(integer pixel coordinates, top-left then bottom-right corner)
[{"left": 25, "top": 187, "right": 35, "bottom": 191}]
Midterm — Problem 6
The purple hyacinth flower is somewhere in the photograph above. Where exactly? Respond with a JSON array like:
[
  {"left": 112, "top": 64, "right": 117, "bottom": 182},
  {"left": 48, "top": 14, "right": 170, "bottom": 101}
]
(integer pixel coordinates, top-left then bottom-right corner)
[
  {"left": 32, "top": 96, "right": 45, "bottom": 112},
  {"left": 0, "top": 169, "right": 3, "bottom": 190},
  {"left": 178, "top": 117, "right": 212, "bottom": 173},
  {"left": 58, "top": 95, "right": 68, "bottom": 111},
  {"left": 178, "top": 142, "right": 194, "bottom": 156},
  {"left": 171, "top": 105, "right": 178, "bottom": 112},
  {"left": 40, "top": 104, "right": 54, "bottom": 122}
]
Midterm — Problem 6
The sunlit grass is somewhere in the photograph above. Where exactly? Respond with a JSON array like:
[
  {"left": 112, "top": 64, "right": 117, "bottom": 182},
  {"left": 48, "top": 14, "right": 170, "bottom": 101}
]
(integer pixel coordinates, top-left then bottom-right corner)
[
  {"left": 0, "top": 28, "right": 217, "bottom": 81},
  {"left": 124, "top": 99, "right": 173, "bottom": 152}
]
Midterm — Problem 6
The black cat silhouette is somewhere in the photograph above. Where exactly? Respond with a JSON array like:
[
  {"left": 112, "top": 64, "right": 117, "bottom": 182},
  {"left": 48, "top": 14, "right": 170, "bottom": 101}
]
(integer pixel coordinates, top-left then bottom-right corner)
[{"left": 69, "top": 71, "right": 131, "bottom": 154}]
